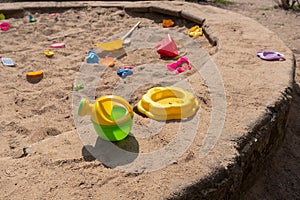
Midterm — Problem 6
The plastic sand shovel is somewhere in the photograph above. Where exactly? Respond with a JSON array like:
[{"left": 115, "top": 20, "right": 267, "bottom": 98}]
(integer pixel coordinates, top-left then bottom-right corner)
[
  {"left": 156, "top": 34, "right": 179, "bottom": 58},
  {"left": 1, "top": 58, "right": 14, "bottom": 66},
  {"left": 0, "top": 22, "right": 10, "bottom": 31},
  {"left": 95, "top": 21, "right": 141, "bottom": 51},
  {"left": 257, "top": 51, "right": 285, "bottom": 61}
]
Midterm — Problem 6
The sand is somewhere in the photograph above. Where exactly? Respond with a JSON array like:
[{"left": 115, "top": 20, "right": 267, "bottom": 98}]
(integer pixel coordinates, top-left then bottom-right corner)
[
  {"left": 224, "top": 0, "right": 300, "bottom": 199},
  {"left": 0, "top": 0, "right": 299, "bottom": 199},
  {"left": 0, "top": 5, "right": 214, "bottom": 199}
]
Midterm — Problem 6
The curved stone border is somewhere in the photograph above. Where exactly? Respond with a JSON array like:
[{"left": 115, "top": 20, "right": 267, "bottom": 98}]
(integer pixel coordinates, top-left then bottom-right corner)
[{"left": 0, "top": 1, "right": 295, "bottom": 199}]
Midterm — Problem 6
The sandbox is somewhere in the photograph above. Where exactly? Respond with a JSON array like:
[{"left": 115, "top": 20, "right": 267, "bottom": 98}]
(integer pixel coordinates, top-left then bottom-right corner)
[{"left": 0, "top": 1, "right": 295, "bottom": 199}]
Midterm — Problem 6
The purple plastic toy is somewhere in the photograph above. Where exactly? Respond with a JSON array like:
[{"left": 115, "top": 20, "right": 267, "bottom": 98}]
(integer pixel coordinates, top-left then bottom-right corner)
[{"left": 257, "top": 51, "right": 285, "bottom": 61}]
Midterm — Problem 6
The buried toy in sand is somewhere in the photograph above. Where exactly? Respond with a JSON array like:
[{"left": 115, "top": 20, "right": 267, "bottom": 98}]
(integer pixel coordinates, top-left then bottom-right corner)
[
  {"left": 78, "top": 96, "right": 134, "bottom": 141},
  {"left": 137, "top": 86, "right": 199, "bottom": 121},
  {"left": 26, "top": 70, "right": 43, "bottom": 83}
]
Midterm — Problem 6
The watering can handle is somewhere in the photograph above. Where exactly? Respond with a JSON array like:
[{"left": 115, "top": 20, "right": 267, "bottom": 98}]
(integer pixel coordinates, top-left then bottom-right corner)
[
  {"left": 102, "top": 95, "right": 133, "bottom": 115},
  {"left": 96, "top": 95, "right": 133, "bottom": 125}
]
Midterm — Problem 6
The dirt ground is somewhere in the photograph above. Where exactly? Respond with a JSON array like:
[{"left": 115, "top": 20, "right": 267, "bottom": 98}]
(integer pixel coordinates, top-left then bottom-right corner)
[{"left": 217, "top": 0, "right": 300, "bottom": 199}]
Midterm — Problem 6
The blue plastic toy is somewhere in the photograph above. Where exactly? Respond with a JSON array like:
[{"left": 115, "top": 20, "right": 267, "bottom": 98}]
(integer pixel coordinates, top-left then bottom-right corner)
[
  {"left": 117, "top": 68, "right": 133, "bottom": 79},
  {"left": 1, "top": 58, "right": 14, "bottom": 66},
  {"left": 86, "top": 50, "right": 99, "bottom": 64},
  {"left": 29, "top": 13, "right": 36, "bottom": 23}
]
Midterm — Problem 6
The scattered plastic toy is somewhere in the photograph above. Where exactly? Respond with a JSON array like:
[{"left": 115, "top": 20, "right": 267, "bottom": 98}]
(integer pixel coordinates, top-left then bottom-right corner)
[
  {"left": 49, "top": 13, "right": 59, "bottom": 17},
  {"left": 137, "top": 86, "right": 199, "bottom": 121},
  {"left": 50, "top": 43, "right": 65, "bottom": 48},
  {"left": 256, "top": 51, "right": 285, "bottom": 61},
  {"left": 162, "top": 19, "right": 174, "bottom": 28},
  {"left": 156, "top": 34, "right": 179, "bottom": 58},
  {"left": 1, "top": 57, "right": 14, "bottom": 66},
  {"left": 26, "top": 70, "right": 43, "bottom": 83},
  {"left": 0, "top": 13, "right": 5, "bottom": 20},
  {"left": 95, "top": 21, "right": 141, "bottom": 50},
  {"left": 78, "top": 96, "right": 134, "bottom": 141},
  {"left": 123, "top": 66, "right": 134, "bottom": 69},
  {"left": 188, "top": 25, "right": 203, "bottom": 37},
  {"left": 0, "top": 22, "right": 10, "bottom": 31},
  {"left": 29, "top": 13, "right": 36, "bottom": 23},
  {"left": 74, "top": 83, "right": 84, "bottom": 91},
  {"left": 117, "top": 68, "right": 133, "bottom": 79},
  {"left": 86, "top": 50, "right": 99, "bottom": 64},
  {"left": 26, "top": 70, "right": 43, "bottom": 78},
  {"left": 100, "top": 57, "right": 115, "bottom": 67},
  {"left": 167, "top": 57, "right": 191, "bottom": 74},
  {"left": 44, "top": 50, "right": 54, "bottom": 57},
  {"left": 96, "top": 39, "right": 123, "bottom": 51}
]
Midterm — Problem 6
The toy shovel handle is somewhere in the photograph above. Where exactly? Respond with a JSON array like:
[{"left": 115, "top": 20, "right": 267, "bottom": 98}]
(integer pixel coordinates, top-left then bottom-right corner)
[{"left": 121, "top": 21, "right": 141, "bottom": 40}]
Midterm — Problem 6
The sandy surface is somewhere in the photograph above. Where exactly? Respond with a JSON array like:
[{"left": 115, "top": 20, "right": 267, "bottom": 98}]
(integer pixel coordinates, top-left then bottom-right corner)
[
  {"left": 0, "top": 1, "right": 298, "bottom": 199},
  {"left": 222, "top": 0, "right": 300, "bottom": 199},
  {"left": 0, "top": 6, "right": 213, "bottom": 199}
]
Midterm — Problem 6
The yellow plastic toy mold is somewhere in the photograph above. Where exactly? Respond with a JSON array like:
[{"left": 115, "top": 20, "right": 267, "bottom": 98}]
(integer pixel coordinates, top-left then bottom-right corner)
[
  {"left": 188, "top": 25, "right": 203, "bottom": 37},
  {"left": 137, "top": 86, "right": 199, "bottom": 120},
  {"left": 44, "top": 50, "right": 54, "bottom": 57}
]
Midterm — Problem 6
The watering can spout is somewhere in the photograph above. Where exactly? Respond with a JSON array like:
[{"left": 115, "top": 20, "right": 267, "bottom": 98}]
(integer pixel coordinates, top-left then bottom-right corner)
[{"left": 78, "top": 98, "right": 93, "bottom": 116}]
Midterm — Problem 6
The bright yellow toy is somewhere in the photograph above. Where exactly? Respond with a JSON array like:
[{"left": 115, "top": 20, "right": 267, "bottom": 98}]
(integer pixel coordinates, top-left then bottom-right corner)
[
  {"left": 44, "top": 50, "right": 54, "bottom": 57},
  {"left": 188, "top": 25, "right": 203, "bottom": 37},
  {"left": 26, "top": 70, "right": 43, "bottom": 77},
  {"left": 137, "top": 86, "right": 199, "bottom": 121},
  {"left": 78, "top": 95, "right": 134, "bottom": 141}
]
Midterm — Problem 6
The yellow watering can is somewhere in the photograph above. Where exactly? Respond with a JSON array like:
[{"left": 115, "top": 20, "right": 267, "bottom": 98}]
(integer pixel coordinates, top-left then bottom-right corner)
[{"left": 78, "top": 95, "right": 134, "bottom": 141}]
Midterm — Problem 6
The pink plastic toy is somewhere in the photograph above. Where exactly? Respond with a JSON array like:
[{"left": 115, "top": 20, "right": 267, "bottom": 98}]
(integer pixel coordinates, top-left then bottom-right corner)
[
  {"left": 123, "top": 66, "right": 134, "bottom": 69},
  {"left": 167, "top": 57, "right": 191, "bottom": 74},
  {"left": 50, "top": 13, "right": 59, "bottom": 17},
  {"left": 0, "top": 22, "right": 10, "bottom": 31},
  {"left": 50, "top": 43, "right": 65, "bottom": 48}
]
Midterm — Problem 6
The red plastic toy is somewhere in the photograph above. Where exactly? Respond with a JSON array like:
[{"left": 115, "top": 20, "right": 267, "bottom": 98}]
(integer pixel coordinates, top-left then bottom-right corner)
[{"left": 156, "top": 34, "right": 179, "bottom": 58}]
